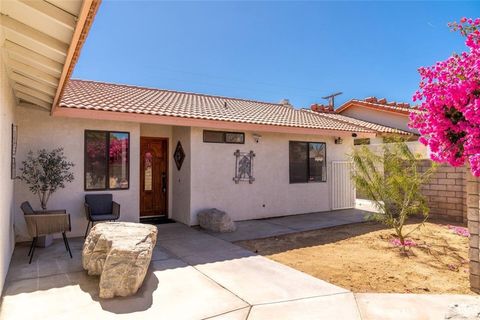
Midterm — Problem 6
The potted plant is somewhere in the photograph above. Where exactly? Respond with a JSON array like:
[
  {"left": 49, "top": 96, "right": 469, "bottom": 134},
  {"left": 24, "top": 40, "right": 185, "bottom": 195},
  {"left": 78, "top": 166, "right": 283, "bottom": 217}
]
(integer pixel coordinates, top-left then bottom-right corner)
[{"left": 18, "top": 148, "right": 74, "bottom": 246}]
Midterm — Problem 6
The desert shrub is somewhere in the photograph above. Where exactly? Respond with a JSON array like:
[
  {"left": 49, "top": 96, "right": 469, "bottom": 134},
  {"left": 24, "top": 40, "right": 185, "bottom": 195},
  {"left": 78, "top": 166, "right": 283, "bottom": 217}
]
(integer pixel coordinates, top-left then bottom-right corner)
[{"left": 351, "top": 140, "right": 436, "bottom": 246}]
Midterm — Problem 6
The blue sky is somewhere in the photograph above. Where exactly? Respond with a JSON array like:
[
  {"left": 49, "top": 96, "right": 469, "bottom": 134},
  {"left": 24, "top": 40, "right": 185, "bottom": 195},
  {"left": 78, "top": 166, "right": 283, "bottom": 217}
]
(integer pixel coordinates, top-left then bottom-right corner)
[{"left": 73, "top": 1, "right": 477, "bottom": 108}]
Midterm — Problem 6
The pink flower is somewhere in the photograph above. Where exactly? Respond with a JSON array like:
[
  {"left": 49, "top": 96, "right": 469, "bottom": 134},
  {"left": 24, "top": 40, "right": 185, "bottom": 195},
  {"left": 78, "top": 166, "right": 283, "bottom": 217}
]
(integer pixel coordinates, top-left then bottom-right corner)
[
  {"left": 448, "top": 264, "right": 458, "bottom": 271},
  {"left": 390, "top": 238, "right": 417, "bottom": 247},
  {"left": 447, "top": 225, "right": 470, "bottom": 237},
  {"left": 410, "top": 18, "right": 480, "bottom": 177}
]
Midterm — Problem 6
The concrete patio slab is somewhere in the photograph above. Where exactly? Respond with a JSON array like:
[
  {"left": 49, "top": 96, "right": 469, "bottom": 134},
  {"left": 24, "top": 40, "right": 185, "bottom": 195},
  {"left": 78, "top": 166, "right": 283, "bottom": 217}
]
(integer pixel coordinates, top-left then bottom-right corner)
[
  {"left": 268, "top": 216, "right": 360, "bottom": 231},
  {"left": 180, "top": 246, "right": 255, "bottom": 266},
  {"left": 206, "top": 219, "right": 295, "bottom": 242},
  {"left": 6, "top": 237, "right": 85, "bottom": 282},
  {"left": 355, "top": 199, "right": 380, "bottom": 213},
  {"left": 2, "top": 257, "right": 249, "bottom": 320},
  {"left": 202, "top": 209, "right": 367, "bottom": 242},
  {"left": 151, "top": 244, "right": 176, "bottom": 262},
  {"left": 194, "top": 255, "right": 348, "bottom": 305},
  {"left": 3, "top": 221, "right": 474, "bottom": 319},
  {"left": 160, "top": 227, "right": 256, "bottom": 265},
  {"left": 263, "top": 209, "right": 366, "bottom": 231},
  {"left": 1, "top": 223, "right": 359, "bottom": 319},
  {"left": 159, "top": 224, "right": 348, "bottom": 305},
  {"left": 160, "top": 232, "right": 248, "bottom": 258},
  {"left": 206, "top": 307, "right": 251, "bottom": 319},
  {"left": 355, "top": 293, "right": 480, "bottom": 320},
  {"left": 248, "top": 293, "right": 361, "bottom": 320},
  {"left": 155, "top": 222, "right": 201, "bottom": 240}
]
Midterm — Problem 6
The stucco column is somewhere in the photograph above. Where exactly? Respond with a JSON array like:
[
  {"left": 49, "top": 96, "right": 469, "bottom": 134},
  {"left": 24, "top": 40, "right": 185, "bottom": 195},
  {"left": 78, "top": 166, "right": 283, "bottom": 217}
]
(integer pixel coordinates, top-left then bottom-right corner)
[{"left": 466, "top": 168, "right": 480, "bottom": 293}]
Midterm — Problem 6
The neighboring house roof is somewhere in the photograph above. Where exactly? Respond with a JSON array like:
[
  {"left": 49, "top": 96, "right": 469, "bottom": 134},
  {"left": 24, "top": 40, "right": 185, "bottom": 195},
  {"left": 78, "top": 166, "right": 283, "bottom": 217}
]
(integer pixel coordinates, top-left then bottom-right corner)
[
  {"left": 1, "top": 0, "right": 101, "bottom": 112},
  {"left": 336, "top": 97, "right": 421, "bottom": 116},
  {"left": 59, "top": 79, "right": 402, "bottom": 135},
  {"left": 302, "top": 109, "right": 411, "bottom": 135}
]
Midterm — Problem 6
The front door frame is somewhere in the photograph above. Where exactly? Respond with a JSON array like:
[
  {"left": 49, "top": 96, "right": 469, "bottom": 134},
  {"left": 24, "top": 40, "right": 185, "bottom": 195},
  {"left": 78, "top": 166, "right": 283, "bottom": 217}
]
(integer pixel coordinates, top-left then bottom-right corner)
[{"left": 139, "top": 136, "right": 169, "bottom": 218}]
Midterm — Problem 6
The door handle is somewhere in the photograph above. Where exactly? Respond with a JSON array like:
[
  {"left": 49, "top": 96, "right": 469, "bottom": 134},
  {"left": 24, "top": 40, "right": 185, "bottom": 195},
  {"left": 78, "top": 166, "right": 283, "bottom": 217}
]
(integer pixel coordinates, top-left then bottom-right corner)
[{"left": 161, "top": 172, "right": 167, "bottom": 193}]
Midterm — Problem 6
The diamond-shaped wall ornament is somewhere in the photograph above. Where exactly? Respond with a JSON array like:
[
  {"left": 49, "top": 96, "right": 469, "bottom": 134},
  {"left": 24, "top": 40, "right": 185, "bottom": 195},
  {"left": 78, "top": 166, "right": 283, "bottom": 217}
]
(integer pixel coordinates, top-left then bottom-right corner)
[{"left": 174, "top": 141, "right": 185, "bottom": 170}]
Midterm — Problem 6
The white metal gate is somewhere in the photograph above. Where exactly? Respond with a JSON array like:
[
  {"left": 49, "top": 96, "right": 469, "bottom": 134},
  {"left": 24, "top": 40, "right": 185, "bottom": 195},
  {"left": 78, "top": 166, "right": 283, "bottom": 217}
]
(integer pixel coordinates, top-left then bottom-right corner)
[{"left": 331, "top": 161, "right": 356, "bottom": 210}]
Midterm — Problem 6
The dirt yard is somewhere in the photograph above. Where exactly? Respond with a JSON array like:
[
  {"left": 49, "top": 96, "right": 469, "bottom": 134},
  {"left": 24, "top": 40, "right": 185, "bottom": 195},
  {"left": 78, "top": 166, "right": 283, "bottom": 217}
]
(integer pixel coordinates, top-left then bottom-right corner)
[{"left": 235, "top": 220, "right": 474, "bottom": 294}]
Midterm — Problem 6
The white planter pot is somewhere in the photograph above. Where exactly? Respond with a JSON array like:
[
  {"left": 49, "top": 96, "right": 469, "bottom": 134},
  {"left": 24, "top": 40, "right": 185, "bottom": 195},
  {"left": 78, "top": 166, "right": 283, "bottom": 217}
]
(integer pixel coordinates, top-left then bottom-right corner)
[{"left": 36, "top": 234, "right": 53, "bottom": 247}]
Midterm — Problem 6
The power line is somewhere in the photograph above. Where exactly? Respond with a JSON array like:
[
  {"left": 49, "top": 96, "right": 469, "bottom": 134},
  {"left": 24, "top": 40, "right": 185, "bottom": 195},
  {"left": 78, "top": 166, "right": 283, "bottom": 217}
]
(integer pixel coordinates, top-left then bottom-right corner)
[{"left": 143, "top": 65, "right": 326, "bottom": 95}]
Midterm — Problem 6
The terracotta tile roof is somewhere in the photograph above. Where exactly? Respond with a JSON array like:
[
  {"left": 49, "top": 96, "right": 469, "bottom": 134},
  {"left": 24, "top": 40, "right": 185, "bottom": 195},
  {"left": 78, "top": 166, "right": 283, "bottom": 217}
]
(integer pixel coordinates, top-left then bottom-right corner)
[
  {"left": 336, "top": 97, "right": 421, "bottom": 115},
  {"left": 303, "top": 109, "right": 411, "bottom": 135},
  {"left": 60, "top": 79, "right": 406, "bottom": 134}
]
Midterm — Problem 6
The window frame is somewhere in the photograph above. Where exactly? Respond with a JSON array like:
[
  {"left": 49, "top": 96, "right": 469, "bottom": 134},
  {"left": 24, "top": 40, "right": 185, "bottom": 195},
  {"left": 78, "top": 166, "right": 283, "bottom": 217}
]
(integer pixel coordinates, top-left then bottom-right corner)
[
  {"left": 203, "top": 130, "right": 245, "bottom": 144},
  {"left": 84, "top": 130, "right": 130, "bottom": 191},
  {"left": 289, "top": 141, "right": 327, "bottom": 184},
  {"left": 354, "top": 138, "right": 371, "bottom": 146}
]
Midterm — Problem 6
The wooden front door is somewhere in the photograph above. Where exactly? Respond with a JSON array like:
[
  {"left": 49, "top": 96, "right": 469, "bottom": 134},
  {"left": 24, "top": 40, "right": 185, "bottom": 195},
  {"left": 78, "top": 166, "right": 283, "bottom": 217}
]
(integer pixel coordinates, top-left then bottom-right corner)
[{"left": 140, "top": 137, "right": 168, "bottom": 217}]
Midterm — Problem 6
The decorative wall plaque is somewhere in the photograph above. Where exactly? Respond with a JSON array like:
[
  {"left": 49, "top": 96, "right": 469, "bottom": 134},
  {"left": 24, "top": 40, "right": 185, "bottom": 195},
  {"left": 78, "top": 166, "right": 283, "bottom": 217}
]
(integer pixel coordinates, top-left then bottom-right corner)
[
  {"left": 174, "top": 141, "right": 185, "bottom": 170},
  {"left": 233, "top": 150, "right": 255, "bottom": 184}
]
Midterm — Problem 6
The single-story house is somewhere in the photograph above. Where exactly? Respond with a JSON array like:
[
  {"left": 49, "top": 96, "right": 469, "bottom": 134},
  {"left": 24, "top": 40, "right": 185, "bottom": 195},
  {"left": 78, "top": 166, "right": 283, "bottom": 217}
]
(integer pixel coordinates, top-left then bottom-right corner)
[
  {"left": 335, "top": 97, "right": 420, "bottom": 135},
  {"left": 333, "top": 97, "right": 467, "bottom": 222},
  {"left": 1, "top": 0, "right": 479, "bottom": 297},
  {"left": 11, "top": 79, "right": 413, "bottom": 243},
  {"left": 0, "top": 0, "right": 421, "bottom": 294}
]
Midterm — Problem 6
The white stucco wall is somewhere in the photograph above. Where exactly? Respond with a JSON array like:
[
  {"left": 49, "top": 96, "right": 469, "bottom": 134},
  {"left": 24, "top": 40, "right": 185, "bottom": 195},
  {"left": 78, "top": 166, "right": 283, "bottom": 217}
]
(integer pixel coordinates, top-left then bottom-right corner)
[
  {"left": 171, "top": 126, "right": 191, "bottom": 225},
  {"left": 13, "top": 105, "right": 360, "bottom": 235},
  {"left": 189, "top": 127, "right": 354, "bottom": 225},
  {"left": 341, "top": 106, "right": 418, "bottom": 134},
  {"left": 14, "top": 107, "right": 141, "bottom": 239},
  {"left": 0, "top": 50, "right": 17, "bottom": 293}
]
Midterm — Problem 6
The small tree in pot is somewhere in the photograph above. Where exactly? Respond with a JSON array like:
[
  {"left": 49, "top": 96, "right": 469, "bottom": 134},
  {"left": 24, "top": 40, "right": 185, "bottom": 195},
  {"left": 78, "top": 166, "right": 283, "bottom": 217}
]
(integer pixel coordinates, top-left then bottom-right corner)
[{"left": 19, "top": 148, "right": 74, "bottom": 210}]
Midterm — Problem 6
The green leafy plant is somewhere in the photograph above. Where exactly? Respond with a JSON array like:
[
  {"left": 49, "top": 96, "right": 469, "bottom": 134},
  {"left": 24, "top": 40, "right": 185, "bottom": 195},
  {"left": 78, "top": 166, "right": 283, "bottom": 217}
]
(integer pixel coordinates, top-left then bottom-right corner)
[
  {"left": 351, "top": 140, "right": 436, "bottom": 247},
  {"left": 19, "top": 148, "right": 74, "bottom": 210}
]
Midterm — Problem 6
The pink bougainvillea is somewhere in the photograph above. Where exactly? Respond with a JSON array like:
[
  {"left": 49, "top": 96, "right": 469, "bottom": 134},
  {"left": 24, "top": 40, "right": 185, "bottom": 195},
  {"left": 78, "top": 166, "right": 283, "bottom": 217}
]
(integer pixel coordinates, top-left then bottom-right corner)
[
  {"left": 109, "top": 137, "right": 128, "bottom": 164},
  {"left": 390, "top": 238, "right": 417, "bottom": 247},
  {"left": 410, "top": 18, "right": 480, "bottom": 176},
  {"left": 447, "top": 225, "right": 470, "bottom": 237}
]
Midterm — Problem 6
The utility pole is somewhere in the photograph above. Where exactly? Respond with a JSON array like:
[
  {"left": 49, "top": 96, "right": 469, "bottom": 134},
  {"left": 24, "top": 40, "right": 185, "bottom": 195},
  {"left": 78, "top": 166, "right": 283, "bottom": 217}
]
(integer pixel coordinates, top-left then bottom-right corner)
[{"left": 321, "top": 92, "right": 343, "bottom": 110}]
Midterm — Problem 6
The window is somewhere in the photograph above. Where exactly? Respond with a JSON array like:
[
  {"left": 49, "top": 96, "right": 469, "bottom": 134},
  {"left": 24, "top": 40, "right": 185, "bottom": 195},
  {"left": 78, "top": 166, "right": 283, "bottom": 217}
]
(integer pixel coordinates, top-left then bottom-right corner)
[
  {"left": 289, "top": 141, "right": 326, "bottom": 183},
  {"left": 203, "top": 130, "right": 224, "bottom": 143},
  {"left": 225, "top": 132, "right": 244, "bottom": 144},
  {"left": 354, "top": 138, "right": 370, "bottom": 145},
  {"left": 203, "top": 130, "right": 244, "bottom": 144},
  {"left": 84, "top": 130, "right": 129, "bottom": 190}
]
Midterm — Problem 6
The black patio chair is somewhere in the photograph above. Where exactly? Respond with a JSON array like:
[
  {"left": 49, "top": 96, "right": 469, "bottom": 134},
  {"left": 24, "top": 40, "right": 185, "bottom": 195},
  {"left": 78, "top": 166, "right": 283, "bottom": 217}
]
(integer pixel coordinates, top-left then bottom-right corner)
[{"left": 84, "top": 194, "right": 120, "bottom": 238}]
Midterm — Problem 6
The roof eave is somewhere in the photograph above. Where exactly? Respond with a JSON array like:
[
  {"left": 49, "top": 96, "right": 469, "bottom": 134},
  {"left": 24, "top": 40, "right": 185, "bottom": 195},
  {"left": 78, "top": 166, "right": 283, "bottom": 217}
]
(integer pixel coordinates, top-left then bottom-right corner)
[
  {"left": 54, "top": 106, "right": 377, "bottom": 138},
  {"left": 304, "top": 108, "right": 411, "bottom": 136},
  {"left": 51, "top": 0, "right": 101, "bottom": 116},
  {"left": 336, "top": 100, "right": 412, "bottom": 116}
]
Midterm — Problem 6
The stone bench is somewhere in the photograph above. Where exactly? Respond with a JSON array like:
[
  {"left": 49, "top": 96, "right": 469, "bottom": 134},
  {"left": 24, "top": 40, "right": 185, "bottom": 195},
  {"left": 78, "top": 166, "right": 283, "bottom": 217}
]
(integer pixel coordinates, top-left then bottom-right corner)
[{"left": 82, "top": 222, "right": 158, "bottom": 299}]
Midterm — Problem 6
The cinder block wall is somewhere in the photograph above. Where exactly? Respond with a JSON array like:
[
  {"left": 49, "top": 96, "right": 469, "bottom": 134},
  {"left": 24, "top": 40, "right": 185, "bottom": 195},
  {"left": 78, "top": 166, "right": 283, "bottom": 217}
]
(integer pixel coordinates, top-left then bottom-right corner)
[
  {"left": 419, "top": 160, "right": 467, "bottom": 222},
  {"left": 466, "top": 169, "right": 480, "bottom": 293}
]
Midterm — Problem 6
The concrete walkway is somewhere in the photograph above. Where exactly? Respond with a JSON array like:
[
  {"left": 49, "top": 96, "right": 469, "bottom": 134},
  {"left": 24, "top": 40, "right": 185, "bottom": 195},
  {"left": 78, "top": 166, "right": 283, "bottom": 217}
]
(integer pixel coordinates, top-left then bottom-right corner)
[
  {"left": 355, "top": 293, "right": 480, "bottom": 320},
  {"left": 0, "top": 223, "right": 360, "bottom": 319},
  {"left": 201, "top": 209, "right": 368, "bottom": 242},
  {"left": 1, "top": 220, "right": 479, "bottom": 319}
]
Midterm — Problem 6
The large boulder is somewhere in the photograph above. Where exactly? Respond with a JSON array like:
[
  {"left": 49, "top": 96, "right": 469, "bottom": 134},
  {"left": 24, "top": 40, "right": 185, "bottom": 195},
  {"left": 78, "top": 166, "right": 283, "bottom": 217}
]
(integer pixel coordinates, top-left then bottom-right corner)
[
  {"left": 82, "top": 222, "right": 158, "bottom": 299},
  {"left": 197, "top": 208, "right": 236, "bottom": 233}
]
